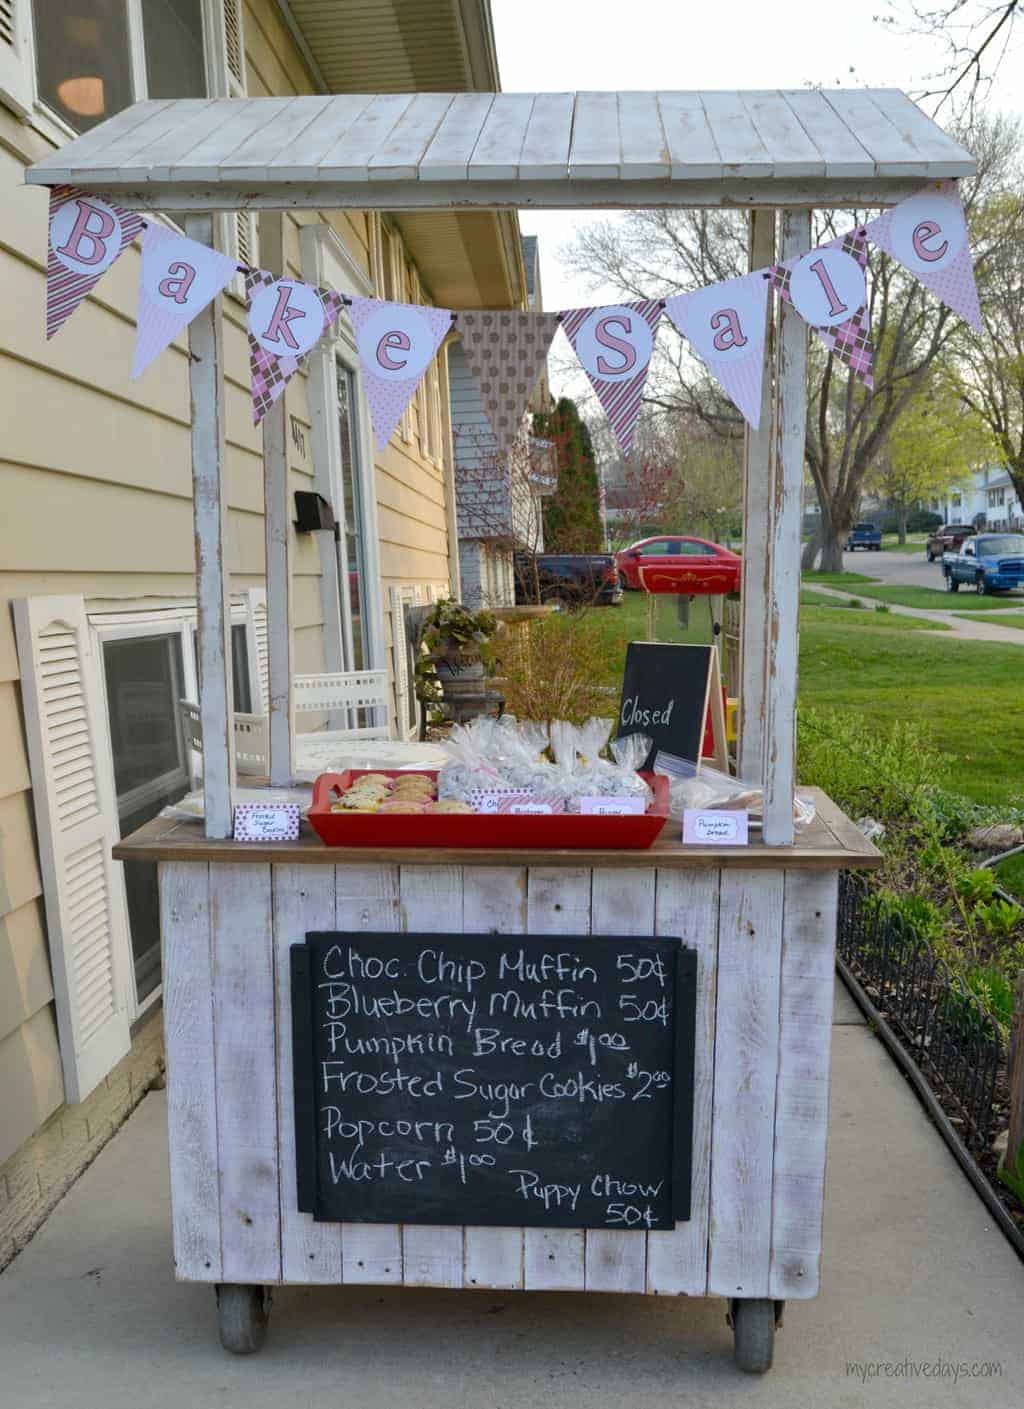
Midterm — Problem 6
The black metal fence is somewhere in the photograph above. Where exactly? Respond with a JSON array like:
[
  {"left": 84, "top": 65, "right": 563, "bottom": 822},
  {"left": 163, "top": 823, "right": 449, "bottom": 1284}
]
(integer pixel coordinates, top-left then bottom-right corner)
[{"left": 838, "top": 873, "right": 1005, "bottom": 1152}]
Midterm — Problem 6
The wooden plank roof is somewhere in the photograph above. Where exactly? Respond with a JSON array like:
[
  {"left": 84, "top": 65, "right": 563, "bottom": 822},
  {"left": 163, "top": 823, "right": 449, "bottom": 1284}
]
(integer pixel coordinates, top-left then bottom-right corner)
[{"left": 25, "top": 90, "right": 975, "bottom": 210}]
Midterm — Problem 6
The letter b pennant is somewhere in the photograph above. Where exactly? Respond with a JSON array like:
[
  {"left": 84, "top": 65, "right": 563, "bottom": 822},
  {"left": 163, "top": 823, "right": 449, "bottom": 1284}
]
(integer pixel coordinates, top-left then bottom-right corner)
[{"left": 47, "top": 185, "right": 144, "bottom": 339}]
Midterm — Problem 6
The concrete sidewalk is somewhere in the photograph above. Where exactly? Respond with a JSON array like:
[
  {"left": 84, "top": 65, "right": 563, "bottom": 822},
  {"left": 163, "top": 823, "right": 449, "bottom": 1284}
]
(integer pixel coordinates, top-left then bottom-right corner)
[
  {"left": 1, "top": 983, "right": 1020, "bottom": 1408},
  {"left": 809, "top": 581, "right": 1024, "bottom": 644}
]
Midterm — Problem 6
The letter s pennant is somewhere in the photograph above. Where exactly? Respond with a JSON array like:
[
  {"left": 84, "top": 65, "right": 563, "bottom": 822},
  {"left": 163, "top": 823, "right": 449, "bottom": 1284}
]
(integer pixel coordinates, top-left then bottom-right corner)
[
  {"left": 347, "top": 297, "right": 453, "bottom": 450},
  {"left": 559, "top": 300, "right": 663, "bottom": 455},
  {"left": 46, "top": 185, "right": 144, "bottom": 339},
  {"left": 665, "top": 271, "right": 771, "bottom": 429},
  {"left": 132, "top": 223, "right": 238, "bottom": 378},
  {"left": 246, "top": 269, "right": 345, "bottom": 425}
]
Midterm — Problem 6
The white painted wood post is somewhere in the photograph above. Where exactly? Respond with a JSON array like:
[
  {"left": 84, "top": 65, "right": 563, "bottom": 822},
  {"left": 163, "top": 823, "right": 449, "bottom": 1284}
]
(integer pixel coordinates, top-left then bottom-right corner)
[
  {"left": 738, "top": 209, "right": 775, "bottom": 781},
  {"left": 258, "top": 211, "right": 295, "bottom": 785},
  {"left": 185, "top": 212, "right": 235, "bottom": 838},
  {"left": 762, "top": 208, "right": 810, "bottom": 845}
]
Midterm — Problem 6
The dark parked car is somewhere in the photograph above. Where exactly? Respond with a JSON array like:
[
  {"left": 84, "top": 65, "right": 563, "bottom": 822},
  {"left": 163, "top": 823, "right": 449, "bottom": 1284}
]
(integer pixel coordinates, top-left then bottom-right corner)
[
  {"left": 926, "top": 523, "right": 975, "bottom": 561},
  {"left": 844, "top": 522, "right": 882, "bottom": 551},
  {"left": 514, "top": 553, "right": 623, "bottom": 608}
]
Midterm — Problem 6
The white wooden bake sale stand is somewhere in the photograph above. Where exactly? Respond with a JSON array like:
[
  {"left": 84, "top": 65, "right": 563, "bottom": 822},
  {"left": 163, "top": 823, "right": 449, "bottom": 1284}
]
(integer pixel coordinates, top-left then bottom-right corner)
[{"left": 28, "top": 90, "right": 972, "bottom": 1372}]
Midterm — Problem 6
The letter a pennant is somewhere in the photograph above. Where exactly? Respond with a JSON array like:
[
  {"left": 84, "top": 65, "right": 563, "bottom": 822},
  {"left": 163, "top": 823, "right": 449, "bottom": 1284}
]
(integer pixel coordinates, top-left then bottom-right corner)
[
  {"left": 133, "top": 223, "right": 239, "bottom": 378},
  {"left": 559, "top": 300, "right": 663, "bottom": 455},
  {"left": 864, "top": 180, "right": 981, "bottom": 331},
  {"left": 347, "top": 297, "right": 453, "bottom": 450},
  {"left": 768, "top": 228, "right": 874, "bottom": 388},
  {"left": 246, "top": 269, "right": 345, "bottom": 424},
  {"left": 665, "top": 271, "right": 771, "bottom": 429},
  {"left": 46, "top": 185, "right": 144, "bottom": 339}
]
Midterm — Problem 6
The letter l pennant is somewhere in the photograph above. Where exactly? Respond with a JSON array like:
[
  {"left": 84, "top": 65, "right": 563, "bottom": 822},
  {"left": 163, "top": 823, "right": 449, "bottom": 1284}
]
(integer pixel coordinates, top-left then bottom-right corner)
[{"left": 47, "top": 185, "right": 144, "bottom": 339}]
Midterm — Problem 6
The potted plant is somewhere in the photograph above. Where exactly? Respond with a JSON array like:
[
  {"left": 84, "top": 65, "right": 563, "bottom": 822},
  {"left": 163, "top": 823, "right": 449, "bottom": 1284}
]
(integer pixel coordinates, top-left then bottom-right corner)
[{"left": 414, "top": 599, "right": 499, "bottom": 705}]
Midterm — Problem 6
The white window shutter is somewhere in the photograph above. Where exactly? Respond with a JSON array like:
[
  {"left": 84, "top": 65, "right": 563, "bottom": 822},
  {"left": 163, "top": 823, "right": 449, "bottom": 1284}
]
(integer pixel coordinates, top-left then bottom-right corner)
[
  {"left": 205, "top": 0, "right": 257, "bottom": 285},
  {"left": 13, "top": 596, "right": 132, "bottom": 1103},
  {"left": 244, "top": 587, "right": 269, "bottom": 711},
  {"left": 0, "top": 0, "right": 33, "bottom": 117},
  {"left": 389, "top": 587, "right": 410, "bottom": 738}
]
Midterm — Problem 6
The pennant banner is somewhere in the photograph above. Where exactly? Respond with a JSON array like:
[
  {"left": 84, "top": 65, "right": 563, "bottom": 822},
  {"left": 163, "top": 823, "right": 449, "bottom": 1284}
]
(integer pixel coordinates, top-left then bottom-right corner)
[
  {"left": 865, "top": 179, "right": 981, "bottom": 332},
  {"left": 769, "top": 228, "right": 874, "bottom": 388},
  {"left": 246, "top": 270, "right": 345, "bottom": 424},
  {"left": 348, "top": 297, "right": 453, "bottom": 450},
  {"left": 665, "top": 271, "right": 771, "bottom": 429},
  {"left": 47, "top": 185, "right": 143, "bottom": 339},
  {"left": 456, "top": 309, "right": 562, "bottom": 457},
  {"left": 133, "top": 223, "right": 238, "bottom": 378},
  {"left": 559, "top": 300, "right": 663, "bottom": 455}
]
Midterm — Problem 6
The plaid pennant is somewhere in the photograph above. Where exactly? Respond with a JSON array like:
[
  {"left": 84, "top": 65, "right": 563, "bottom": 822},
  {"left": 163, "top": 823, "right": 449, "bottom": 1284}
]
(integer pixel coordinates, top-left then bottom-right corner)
[
  {"left": 246, "top": 270, "right": 344, "bottom": 425},
  {"left": 769, "top": 229, "right": 874, "bottom": 388}
]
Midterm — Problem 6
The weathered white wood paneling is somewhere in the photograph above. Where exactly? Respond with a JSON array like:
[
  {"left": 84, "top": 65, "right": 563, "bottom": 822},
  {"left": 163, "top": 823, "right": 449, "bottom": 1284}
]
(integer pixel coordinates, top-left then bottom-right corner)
[
  {"left": 399, "top": 865, "right": 465, "bottom": 1287},
  {"left": 161, "top": 862, "right": 220, "bottom": 1282},
  {"left": 335, "top": 864, "right": 403, "bottom": 1284},
  {"left": 419, "top": 93, "right": 495, "bottom": 181},
  {"left": 212, "top": 863, "right": 280, "bottom": 1283},
  {"left": 521, "top": 868, "right": 589, "bottom": 1290},
  {"left": 769, "top": 871, "right": 839, "bottom": 1299},
  {"left": 273, "top": 865, "right": 341, "bottom": 1283},
  {"left": 586, "top": 869, "right": 655, "bottom": 1293},
  {"left": 708, "top": 869, "right": 784, "bottom": 1299},
  {"left": 647, "top": 869, "right": 720, "bottom": 1296},
  {"left": 462, "top": 868, "right": 527, "bottom": 1289},
  {"left": 467, "top": 93, "right": 535, "bottom": 180}
]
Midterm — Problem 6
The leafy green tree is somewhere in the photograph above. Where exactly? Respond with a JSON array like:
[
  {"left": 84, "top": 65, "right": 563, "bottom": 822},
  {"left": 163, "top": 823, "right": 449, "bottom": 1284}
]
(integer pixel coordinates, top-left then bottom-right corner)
[{"left": 534, "top": 397, "right": 604, "bottom": 552}]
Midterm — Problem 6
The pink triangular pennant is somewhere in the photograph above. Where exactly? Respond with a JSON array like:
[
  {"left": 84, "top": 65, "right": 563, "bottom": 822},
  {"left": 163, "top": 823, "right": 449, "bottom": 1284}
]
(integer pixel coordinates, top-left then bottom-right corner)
[
  {"left": 246, "top": 270, "right": 345, "bottom": 425},
  {"left": 558, "top": 300, "right": 663, "bottom": 455},
  {"left": 457, "top": 309, "right": 561, "bottom": 457},
  {"left": 665, "top": 272, "right": 770, "bottom": 429},
  {"left": 133, "top": 223, "right": 238, "bottom": 378},
  {"left": 347, "top": 297, "right": 453, "bottom": 450},
  {"left": 865, "top": 179, "right": 981, "bottom": 331},
  {"left": 46, "top": 185, "right": 143, "bottom": 339},
  {"left": 768, "top": 228, "right": 874, "bottom": 388}
]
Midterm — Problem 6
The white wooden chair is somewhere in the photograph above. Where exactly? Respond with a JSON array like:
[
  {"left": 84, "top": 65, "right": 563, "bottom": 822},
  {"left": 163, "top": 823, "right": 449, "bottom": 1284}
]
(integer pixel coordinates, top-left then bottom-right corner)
[
  {"left": 293, "top": 670, "right": 391, "bottom": 740},
  {"left": 178, "top": 699, "right": 269, "bottom": 779}
]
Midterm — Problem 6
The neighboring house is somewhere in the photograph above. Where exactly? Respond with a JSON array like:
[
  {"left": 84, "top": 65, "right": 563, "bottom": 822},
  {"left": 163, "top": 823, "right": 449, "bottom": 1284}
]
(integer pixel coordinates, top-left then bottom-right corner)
[
  {"left": 450, "top": 233, "right": 553, "bottom": 607},
  {"left": 929, "top": 465, "right": 1023, "bottom": 530},
  {"left": 0, "top": 0, "right": 524, "bottom": 1263}
]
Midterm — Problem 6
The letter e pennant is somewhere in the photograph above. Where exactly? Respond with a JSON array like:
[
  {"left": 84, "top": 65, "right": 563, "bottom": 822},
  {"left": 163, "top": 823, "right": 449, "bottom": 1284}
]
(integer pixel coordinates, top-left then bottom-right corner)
[
  {"left": 559, "top": 300, "right": 663, "bottom": 455},
  {"left": 864, "top": 180, "right": 981, "bottom": 331},
  {"left": 133, "top": 223, "right": 239, "bottom": 378},
  {"left": 347, "top": 297, "right": 453, "bottom": 450},
  {"left": 247, "top": 270, "right": 345, "bottom": 424},
  {"left": 47, "top": 185, "right": 143, "bottom": 339},
  {"left": 665, "top": 272, "right": 770, "bottom": 429}
]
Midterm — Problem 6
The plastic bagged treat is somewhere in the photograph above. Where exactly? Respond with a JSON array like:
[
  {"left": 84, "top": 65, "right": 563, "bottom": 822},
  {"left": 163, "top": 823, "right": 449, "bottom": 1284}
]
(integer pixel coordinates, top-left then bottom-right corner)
[
  {"left": 651, "top": 758, "right": 816, "bottom": 830},
  {"left": 550, "top": 718, "right": 651, "bottom": 812}
]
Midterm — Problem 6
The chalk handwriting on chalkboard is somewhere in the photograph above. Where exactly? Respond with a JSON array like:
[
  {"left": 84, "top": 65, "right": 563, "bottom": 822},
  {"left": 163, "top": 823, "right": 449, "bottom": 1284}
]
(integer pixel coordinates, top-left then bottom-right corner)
[
  {"left": 616, "top": 642, "right": 714, "bottom": 770},
  {"left": 291, "top": 934, "right": 696, "bottom": 1230}
]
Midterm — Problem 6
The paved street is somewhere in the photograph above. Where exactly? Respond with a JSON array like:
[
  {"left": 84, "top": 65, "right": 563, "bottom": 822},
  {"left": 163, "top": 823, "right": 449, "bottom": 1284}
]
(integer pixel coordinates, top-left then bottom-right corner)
[
  {"left": 841, "top": 545, "right": 944, "bottom": 588},
  {"left": 1, "top": 983, "right": 1020, "bottom": 1409}
]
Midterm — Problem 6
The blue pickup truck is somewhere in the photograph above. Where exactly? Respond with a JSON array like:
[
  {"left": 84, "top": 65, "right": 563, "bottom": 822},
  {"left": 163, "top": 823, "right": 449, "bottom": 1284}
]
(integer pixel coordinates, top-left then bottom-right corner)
[
  {"left": 844, "top": 521, "right": 883, "bottom": 551},
  {"left": 942, "top": 532, "right": 1024, "bottom": 594}
]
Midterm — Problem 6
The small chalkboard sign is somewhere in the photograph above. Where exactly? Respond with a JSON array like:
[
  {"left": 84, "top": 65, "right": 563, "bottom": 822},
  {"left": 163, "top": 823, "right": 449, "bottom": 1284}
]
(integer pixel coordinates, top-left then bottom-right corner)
[
  {"left": 292, "top": 933, "right": 696, "bottom": 1230},
  {"left": 617, "top": 641, "right": 726, "bottom": 770}
]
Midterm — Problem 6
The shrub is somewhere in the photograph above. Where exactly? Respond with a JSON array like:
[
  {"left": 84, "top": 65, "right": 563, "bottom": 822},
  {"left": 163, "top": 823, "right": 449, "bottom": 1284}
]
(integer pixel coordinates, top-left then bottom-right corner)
[
  {"left": 965, "top": 965, "right": 1017, "bottom": 1030},
  {"left": 869, "top": 888, "right": 947, "bottom": 944},
  {"left": 956, "top": 869, "right": 998, "bottom": 905},
  {"left": 974, "top": 898, "right": 1022, "bottom": 942},
  {"left": 874, "top": 601, "right": 891, "bottom": 614},
  {"left": 489, "top": 613, "right": 616, "bottom": 724},
  {"left": 797, "top": 707, "right": 940, "bottom": 823}
]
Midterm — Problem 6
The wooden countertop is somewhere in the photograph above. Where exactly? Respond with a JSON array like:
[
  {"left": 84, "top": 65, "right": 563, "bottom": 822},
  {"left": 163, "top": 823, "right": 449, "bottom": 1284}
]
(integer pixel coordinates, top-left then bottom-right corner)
[{"left": 113, "top": 788, "right": 881, "bottom": 870}]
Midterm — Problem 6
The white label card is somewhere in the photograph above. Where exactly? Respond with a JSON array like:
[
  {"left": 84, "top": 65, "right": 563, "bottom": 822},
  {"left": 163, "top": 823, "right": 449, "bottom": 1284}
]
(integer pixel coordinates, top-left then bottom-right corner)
[
  {"left": 508, "top": 801, "right": 554, "bottom": 815},
  {"left": 234, "top": 802, "right": 301, "bottom": 842},
  {"left": 682, "top": 809, "right": 749, "bottom": 846},
  {"left": 579, "top": 796, "right": 647, "bottom": 816}
]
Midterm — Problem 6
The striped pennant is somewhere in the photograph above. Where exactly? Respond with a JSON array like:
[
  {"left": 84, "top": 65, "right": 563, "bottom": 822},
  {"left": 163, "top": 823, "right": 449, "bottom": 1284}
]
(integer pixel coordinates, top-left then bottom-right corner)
[
  {"left": 559, "top": 300, "right": 663, "bottom": 456},
  {"left": 47, "top": 185, "right": 143, "bottom": 339}
]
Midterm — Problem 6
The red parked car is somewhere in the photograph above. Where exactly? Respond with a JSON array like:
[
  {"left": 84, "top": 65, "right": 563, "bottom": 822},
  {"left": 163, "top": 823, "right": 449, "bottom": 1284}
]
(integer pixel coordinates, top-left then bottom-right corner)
[{"left": 615, "top": 536, "right": 742, "bottom": 595}]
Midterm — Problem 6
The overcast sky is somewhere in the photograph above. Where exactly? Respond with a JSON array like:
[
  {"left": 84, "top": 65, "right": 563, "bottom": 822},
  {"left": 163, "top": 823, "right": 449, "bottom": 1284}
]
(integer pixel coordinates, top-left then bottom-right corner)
[{"left": 490, "top": 0, "right": 1024, "bottom": 397}]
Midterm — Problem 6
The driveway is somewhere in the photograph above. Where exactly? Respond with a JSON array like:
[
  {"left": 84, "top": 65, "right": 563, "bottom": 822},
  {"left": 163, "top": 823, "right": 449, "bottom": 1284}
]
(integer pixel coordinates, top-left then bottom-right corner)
[{"left": 1, "top": 984, "right": 1020, "bottom": 1408}]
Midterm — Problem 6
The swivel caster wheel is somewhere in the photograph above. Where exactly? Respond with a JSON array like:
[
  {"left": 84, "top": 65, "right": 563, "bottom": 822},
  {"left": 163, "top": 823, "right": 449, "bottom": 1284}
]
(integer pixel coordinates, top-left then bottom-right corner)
[
  {"left": 216, "top": 1283, "right": 270, "bottom": 1354},
  {"left": 728, "top": 1298, "right": 783, "bottom": 1374}
]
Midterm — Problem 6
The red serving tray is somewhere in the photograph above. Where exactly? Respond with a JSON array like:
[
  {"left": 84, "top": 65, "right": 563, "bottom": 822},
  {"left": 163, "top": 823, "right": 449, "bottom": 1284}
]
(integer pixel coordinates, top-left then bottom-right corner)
[{"left": 309, "top": 769, "right": 669, "bottom": 850}]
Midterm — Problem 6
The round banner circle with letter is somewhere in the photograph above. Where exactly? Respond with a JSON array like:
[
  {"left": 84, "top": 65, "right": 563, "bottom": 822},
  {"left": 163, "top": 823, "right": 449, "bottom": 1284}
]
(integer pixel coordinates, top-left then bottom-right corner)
[
  {"left": 788, "top": 248, "right": 866, "bottom": 328},
  {"left": 355, "top": 303, "right": 439, "bottom": 382},
  {"left": 572, "top": 304, "right": 654, "bottom": 383}
]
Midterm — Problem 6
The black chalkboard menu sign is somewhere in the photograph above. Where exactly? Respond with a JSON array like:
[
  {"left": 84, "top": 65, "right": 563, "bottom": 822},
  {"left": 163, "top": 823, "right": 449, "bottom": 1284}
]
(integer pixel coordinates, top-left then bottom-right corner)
[
  {"left": 291, "top": 933, "right": 696, "bottom": 1230},
  {"left": 617, "top": 641, "right": 715, "bottom": 770}
]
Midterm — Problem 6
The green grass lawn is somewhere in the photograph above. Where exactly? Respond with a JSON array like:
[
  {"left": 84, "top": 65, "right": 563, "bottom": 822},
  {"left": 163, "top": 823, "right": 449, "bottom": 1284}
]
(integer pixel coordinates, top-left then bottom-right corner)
[
  {"left": 879, "top": 534, "right": 929, "bottom": 553},
  {"left": 803, "top": 570, "right": 875, "bottom": 587},
  {"left": 954, "top": 611, "right": 1024, "bottom": 629},
  {"left": 841, "top": 582, "right": 1024, "bottom": 611},
  {"left": 582, "top": 592, "right": 1022, "bottom": 808},
  {"left": 995, "top": 852, "right": 1024, "bottom": 900}
]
